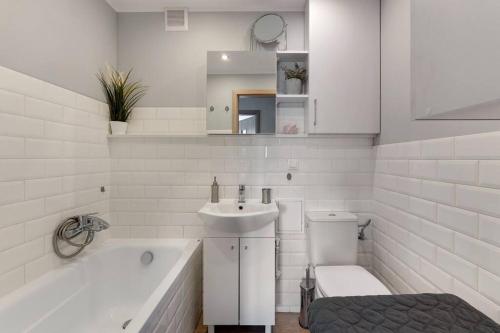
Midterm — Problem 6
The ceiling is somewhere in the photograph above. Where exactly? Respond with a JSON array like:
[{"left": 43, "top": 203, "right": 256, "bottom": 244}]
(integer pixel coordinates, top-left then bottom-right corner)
[{"left": 105, "top": 0, "right": 306, "bottom": 12}]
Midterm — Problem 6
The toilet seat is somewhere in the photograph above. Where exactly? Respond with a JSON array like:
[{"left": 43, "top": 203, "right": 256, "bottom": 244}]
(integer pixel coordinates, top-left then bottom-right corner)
[{"left": 315, "top": 265, "right": 391, "bottom": 297}]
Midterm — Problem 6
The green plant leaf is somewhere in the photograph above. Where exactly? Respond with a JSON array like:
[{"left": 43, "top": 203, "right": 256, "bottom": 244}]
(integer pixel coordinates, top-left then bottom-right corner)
[
  {"left": 282, "top": 62, "right": 307, "bottom": 81},
  {"left": 97, "top": 66, "right": 147, "bottom": 122}
]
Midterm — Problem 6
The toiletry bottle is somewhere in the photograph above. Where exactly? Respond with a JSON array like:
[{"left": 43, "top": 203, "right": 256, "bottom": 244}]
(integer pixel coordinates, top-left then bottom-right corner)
[{"left": 211, "top": 177, "right": 219, "bottom": 203}]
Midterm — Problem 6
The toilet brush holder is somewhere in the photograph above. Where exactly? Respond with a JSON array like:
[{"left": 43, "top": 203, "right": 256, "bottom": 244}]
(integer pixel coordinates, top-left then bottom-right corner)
[{"left": 299, "top": 266, "right": 315, "bottom": 329}]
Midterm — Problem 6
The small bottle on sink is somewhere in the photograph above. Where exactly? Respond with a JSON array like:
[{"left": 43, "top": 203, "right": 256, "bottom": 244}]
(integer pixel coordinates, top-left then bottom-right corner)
[{"left": 211, "top": 177, "right": 219, "bottom": 203}]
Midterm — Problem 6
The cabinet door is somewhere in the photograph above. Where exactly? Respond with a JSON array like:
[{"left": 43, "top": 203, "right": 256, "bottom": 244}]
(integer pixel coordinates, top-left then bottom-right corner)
[
  {"left": 308, "top": 0, "right": 380, "bottom": 134},
  {"left": 239, "top": 238, "right": 275, "bottom": 326},
  {"left": 203, "top": 238, "right": 239, "bottom": 325}
]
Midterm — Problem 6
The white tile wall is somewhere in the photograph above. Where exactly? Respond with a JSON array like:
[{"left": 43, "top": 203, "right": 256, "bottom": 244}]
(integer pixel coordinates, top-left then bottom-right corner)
[
  {"left": 3, "top": 64, "right": 500, "bottom": 323},
  {"left": 127, "top": 107, "right": 206, "bottom": 135},
  {"left": 373, "top": 133, "right": 500, "bottom": 323},
  {"left": 109, "top": 135, "right": 375, "bottom": 311},
  {"left": 0, "top": 66, "right": 110, "bottom": 297}
]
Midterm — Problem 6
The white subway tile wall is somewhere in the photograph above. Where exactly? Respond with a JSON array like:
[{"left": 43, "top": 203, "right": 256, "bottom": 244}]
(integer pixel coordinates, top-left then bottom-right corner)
[
  {"left": 127, "top": 107, "right": 206, "bottom": 135},
  {"left": 0, "top": 66, "right": 110, "bottom": 297},
  {"left": 109, "top": 129, "right": 375, "bottom": 312},
  {"left": 3, "top": 66, "right": 500, "bottom": 322},
  {"left": 373, "top": 134, "right": 500, "bottom": 323}
]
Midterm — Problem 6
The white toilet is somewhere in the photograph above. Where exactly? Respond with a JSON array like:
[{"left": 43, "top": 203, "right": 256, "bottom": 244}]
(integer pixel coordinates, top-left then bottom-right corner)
[{"left": 306, "top": 211, "right": 391, "bottom": 298}]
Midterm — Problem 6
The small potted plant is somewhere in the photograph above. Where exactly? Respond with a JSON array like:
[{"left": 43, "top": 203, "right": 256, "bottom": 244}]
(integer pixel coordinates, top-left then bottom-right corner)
[
  {"left": 97, "top": 66, "right": 147, "bottom": 135},
  {"left": 283, "top": 63, "right": 307, "bottom": 95}
]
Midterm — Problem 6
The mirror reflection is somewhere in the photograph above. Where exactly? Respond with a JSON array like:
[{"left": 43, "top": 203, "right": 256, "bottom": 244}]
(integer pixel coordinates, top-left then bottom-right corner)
[
  {"left": 235, "top": 94, "right": 276, "bottom": 134},
  {"left": 206, "top": 51, "right": 276, "bottom": 134}
]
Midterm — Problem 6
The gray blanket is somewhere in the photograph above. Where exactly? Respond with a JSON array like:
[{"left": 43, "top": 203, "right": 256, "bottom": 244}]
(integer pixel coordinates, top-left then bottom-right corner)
[{"left": 308, "top": 293, "right": 500, "bottom": 332}]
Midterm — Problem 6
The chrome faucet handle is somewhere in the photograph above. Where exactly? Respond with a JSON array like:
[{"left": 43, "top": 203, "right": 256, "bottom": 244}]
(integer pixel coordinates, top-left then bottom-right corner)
[
  {"left": 88, "top": 216, "right": 110, "bottom": 232},
  {"left": 88, "top": 223, "right": 108, "bottom": 232},
  {"left": 84, "top": 212, "right": 99, "bottom": 217},
  {"left": 78, "top": 213, "right": 109, "bottom": 232},
  {"left": 80, "top": 212, "right": 99, "bottom": 223},
  {"left": 80, "top": 214, "right": 94, "bottom": 225}
]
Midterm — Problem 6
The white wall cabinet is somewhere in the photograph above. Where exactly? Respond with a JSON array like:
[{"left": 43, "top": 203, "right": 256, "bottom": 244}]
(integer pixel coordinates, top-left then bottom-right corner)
[
  {"left": 204, "top": 237, "right": 275, "bottom": 330},
  {"left": 308, "top": 0, "right": 380, "bottom": 134}
]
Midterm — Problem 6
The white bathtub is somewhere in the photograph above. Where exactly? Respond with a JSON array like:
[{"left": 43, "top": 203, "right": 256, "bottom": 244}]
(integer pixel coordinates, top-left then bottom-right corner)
[{"left": 0, "top": 239, "right": 202, "bottom": 333}]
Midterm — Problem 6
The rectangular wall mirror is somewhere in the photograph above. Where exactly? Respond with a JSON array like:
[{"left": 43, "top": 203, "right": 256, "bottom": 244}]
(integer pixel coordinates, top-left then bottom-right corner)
[{"left": 206, "top": 51, "right": 277, "bottom": 134}]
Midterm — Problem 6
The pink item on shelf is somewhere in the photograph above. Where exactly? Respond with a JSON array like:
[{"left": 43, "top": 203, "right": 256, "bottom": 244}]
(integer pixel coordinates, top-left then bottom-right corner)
[{"left": 282, "top": 124, "right": 299, "bottom": 134}]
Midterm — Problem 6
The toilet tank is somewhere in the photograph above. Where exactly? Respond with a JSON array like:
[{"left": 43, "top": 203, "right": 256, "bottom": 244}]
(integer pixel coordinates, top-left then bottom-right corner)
[{"left": 306, "top": 211, "right": 359, "bottom": 266}]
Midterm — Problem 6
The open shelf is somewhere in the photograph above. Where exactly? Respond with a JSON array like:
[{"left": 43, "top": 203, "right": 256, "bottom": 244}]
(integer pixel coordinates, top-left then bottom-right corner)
[
  {"left": 276, "top": 94, "right": 309, "bottom": 103},
  {"left": 275, "top": 133, "right": 309, "bottom": 138},
  {"left": 276, "top": 102, "right": 306, "bottom": 136},
  {"left": 277, "top": 51, "right": 309, "bottom": 95},
  {"left": 275, "top": 50, "right": 309, "bottom": 137},
  {"left": 108, "top": 134, "right": 208, "bottom": 139},
  {"left": 277, "top": 51, "right": 309, "bottom": 62}
]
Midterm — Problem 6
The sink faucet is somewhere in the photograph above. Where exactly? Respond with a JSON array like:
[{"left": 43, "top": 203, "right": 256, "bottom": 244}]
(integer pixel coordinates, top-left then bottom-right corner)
[{"left": 238, "top": 185, "right": 246, "bottom": 203}]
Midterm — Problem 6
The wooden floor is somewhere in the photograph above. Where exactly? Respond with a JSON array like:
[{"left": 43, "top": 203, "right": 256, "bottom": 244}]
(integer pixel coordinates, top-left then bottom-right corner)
[{"left": 194, "top": 313, "right": 309, "bottom": 333}]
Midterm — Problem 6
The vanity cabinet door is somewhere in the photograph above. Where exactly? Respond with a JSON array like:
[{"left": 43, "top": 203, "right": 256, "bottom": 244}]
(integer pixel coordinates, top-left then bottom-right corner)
[
  {"left": 308, "top": 0, "right": 380, "bottom": 134},
  {"left": 239, "top": 238, "right": 275, "bottom": 326},
  {"left": 203, "top": 237, "right": 239, "bottom": 325}
]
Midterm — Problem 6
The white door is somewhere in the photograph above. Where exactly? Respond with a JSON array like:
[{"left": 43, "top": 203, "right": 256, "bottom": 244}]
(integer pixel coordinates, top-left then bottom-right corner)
[
  {"left": 239, "top": 238, "right": 275, "bottom": 326},
  {"left": 308, "top": 0, "right": 380, "bottom": 134},
  {"left": 203, "top": 237, "right": 239, "bottom": 325}
]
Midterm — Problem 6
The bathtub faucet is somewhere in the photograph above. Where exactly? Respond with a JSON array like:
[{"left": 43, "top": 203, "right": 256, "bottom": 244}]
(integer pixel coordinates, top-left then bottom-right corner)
[
  {"left": 60, "top": 214, "right": 110, "bottom": 239},
  {"left": 53, "top": 213, "right": 110, "bottom": 259},
  {"left": 82, "top": 214, "right": 110, "bottom": 232}
]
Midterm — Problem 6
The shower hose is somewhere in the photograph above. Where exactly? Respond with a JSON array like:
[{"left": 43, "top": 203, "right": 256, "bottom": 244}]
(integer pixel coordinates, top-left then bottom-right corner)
[{"left": 52, "top": 216, "right": 95, "bottom": 259}]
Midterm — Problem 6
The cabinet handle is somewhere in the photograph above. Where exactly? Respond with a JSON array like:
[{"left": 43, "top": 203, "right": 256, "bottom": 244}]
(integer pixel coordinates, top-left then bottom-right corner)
[
  {"left": 244, "top": 246, "right": 248, "bottom": 250},
  {"left": 230, "top": 245, "right": 234, "bottom": 250},
  {"left": 313, "top": 99, "right": 318, "bottom": 127}
]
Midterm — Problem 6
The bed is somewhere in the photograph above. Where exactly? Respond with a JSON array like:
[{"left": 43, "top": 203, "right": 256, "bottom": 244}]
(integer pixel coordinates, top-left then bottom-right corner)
[{"left": 308, "top": 293, "right": 500, "bottom": 332}]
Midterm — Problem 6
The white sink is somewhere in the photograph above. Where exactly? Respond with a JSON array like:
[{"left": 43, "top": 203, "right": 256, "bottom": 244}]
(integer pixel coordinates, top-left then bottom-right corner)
[{"left": 198, "top": 199, "right": 279, "bottom": 233}]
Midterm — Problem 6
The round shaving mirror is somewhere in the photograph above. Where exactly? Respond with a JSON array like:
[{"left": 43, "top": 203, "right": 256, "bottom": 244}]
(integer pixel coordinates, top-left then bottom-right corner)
[{"left": 251, "top": 13, "right": 287, "bottom": 44}]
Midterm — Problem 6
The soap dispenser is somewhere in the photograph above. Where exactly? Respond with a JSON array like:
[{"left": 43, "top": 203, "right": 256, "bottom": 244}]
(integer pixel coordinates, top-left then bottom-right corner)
[{"left": 211, "top": 177, "right": 219, "bottom": 203}]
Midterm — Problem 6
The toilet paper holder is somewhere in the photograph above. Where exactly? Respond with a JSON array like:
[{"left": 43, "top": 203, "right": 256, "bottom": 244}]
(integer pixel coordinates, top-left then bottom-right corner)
[{"left": 358, "top": 219, "right": 372, "bottom": 240}]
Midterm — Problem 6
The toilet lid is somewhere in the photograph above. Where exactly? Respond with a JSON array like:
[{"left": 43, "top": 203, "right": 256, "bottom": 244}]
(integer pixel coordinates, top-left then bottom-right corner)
[{"left": 315, "top": 265, "right": 391, "bottom": 297}]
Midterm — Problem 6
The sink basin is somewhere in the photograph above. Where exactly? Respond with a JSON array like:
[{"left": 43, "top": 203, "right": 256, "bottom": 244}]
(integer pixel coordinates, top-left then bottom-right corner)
[{"left": 198, "top": 199, "right": 279, "bottom": 233}]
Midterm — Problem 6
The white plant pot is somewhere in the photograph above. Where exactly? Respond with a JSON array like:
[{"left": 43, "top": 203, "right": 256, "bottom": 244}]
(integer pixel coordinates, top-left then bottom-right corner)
[
  {"left": 110, "top": 121, "right": 128, "bottom": 135},
  {"left": 285, "top": 78, "right": 303, "bottom": 95}
]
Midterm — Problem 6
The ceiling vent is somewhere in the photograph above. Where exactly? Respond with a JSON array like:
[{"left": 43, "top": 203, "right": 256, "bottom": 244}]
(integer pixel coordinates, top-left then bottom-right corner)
[{"left": 165, "top": 8, "right": 188, "bottom": 31}]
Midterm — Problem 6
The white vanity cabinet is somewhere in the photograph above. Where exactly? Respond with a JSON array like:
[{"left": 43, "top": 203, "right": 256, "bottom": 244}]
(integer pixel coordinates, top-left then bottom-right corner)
[
  {"left": 308, "top": 0, "right": 380, "bottom": 134},
  {"left": 239, "top": 238, "right": 276, "bottom": 326},
  {"left": 203, "top": 237, "right": 239, "bottom": 325},
  {"left": 203, "top": 237, "right": 276, "bottom": 330}
]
